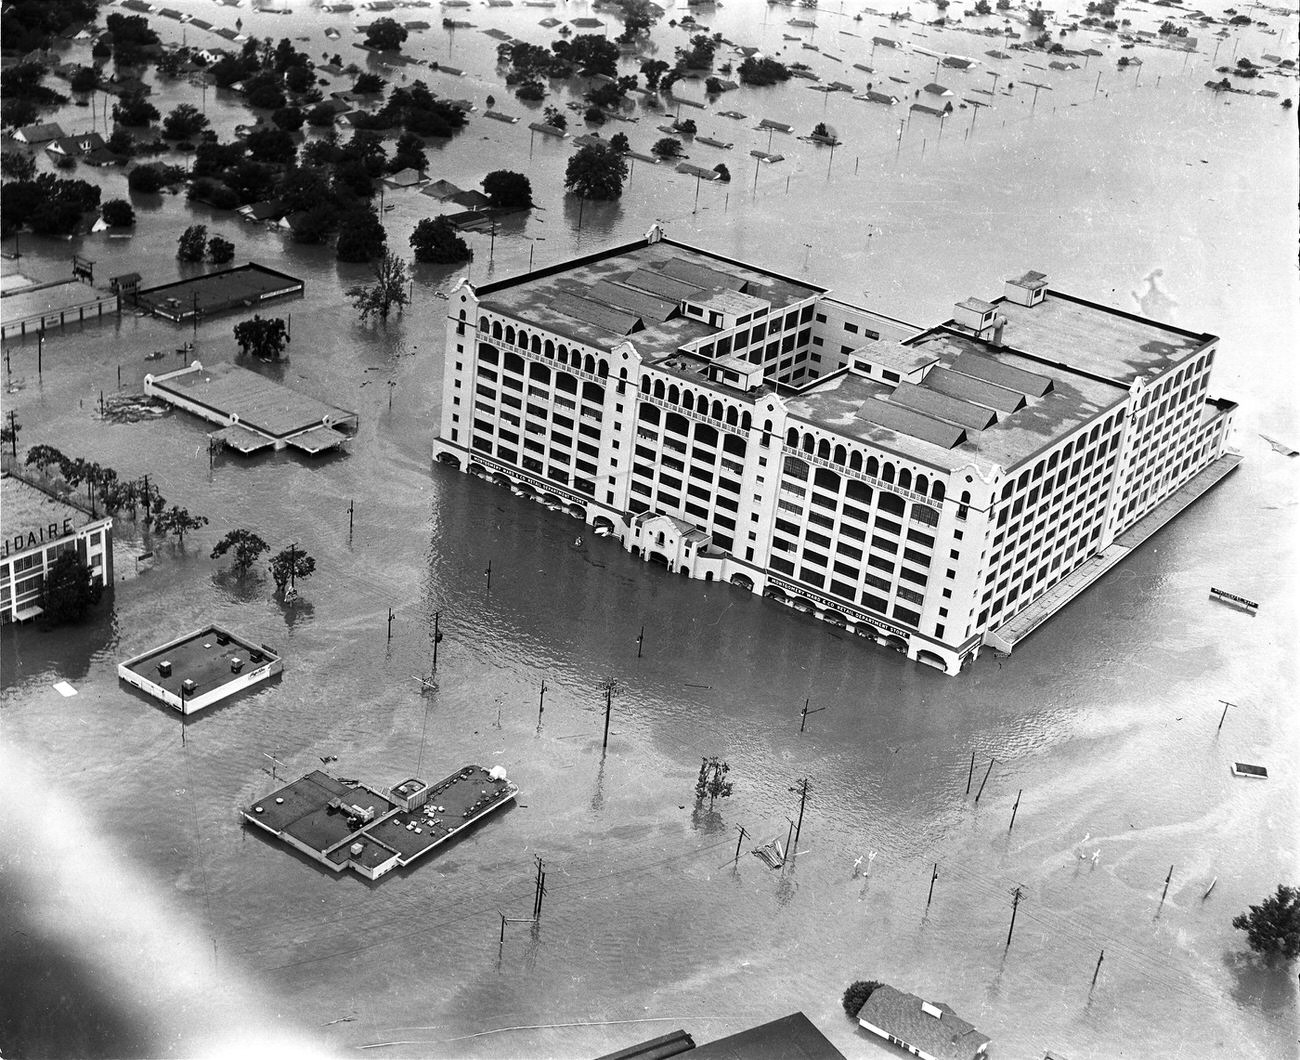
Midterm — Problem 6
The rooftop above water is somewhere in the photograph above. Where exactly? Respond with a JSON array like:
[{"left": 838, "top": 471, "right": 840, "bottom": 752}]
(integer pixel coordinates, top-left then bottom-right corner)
[{"left": 476, "top": 238, "right": 824, "bottom": 357}]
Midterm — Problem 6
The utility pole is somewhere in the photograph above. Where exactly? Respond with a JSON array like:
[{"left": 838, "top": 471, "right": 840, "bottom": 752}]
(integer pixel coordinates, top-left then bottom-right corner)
[
  {"left": 790, "top": 777, "right": 811, "bottom": 855},
  {"left": 966, "top": 750, "right": 976, "bottom": 794},
  {"left": 484, "top": 559, "right": 492, "bottom": 597},
  {"left": 636, "top": 625, "right": 644, "bottom": 659},
  {"left": 38, "top": 329, "right": 44, "bottom": 376},
  {"left": 537, "top": 678, "right": 546, "bottom": 724},
  {"left": 1009, "top": 789, "right": 1022, "bottom": 832},
  {"left": 799, "top": 698, "right": 826, "bottom": 733},
  {"left": 601, "top": 678, "right": 616, "bottom": 751},
  {"left": 6, "top": 411, "right": 19, "bottom": 457},
  {"left": 927, "top": 863, "right": 939, "bottom": 910},
  {"left": 1217, "top": 699, "right": 1234, "bottom": 732},
  {"left": 734, "top": 824, "right": 749, "bottom": 869},
  {"left": 532, "top": 855, "right": 547, "bottom": 919},
  {"left": 347, "top": 499, "right": 354, "bottom": 536},
  {"left": 432, "top": 610, "right": 442, "bottom": 667},
  {"left": 1091, "top": 949, "right": 1105, "bottom": 989},
  {"left": 974, "top": 757, "right": 996, "bottom": 803},
  {"left": 387, "top": 606, "right": 394, "bottom": 642},
  {"left": 1006, "top": 885, "right": 1025, "bottom": 949},
  {"left": 1158, "top": 865, "right": 1174, "bottom": 911}
]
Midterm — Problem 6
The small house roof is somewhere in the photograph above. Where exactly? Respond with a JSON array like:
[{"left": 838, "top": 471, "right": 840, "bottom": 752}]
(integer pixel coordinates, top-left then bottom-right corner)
[
  {"left": 448, "top": 189, "right": 490, "bottom": 209},
  {"left": 923, "top": 82, "right": 952, "bottom": 95},
  {"left": 421, "top": 179, "right": 462, "bottom": 199},
  {"left": 857, "top": 986, "right": 990, "bottom": 1060},
  {"left": 14, "top": 122, "right": 66, "bottom": 143}
]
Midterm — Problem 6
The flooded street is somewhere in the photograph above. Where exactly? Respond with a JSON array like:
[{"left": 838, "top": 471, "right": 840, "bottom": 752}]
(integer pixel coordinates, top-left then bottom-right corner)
[{"left": 2, "top": 0, "right": 1298, "bottom": 1056}]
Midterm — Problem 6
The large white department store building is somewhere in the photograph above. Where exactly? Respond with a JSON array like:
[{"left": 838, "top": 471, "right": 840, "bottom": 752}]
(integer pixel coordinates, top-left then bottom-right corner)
[{"left": 433, "top": 227, "right": 1238, "bottom": 674}]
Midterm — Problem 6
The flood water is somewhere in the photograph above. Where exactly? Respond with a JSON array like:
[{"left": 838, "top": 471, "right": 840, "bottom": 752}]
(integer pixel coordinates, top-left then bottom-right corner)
[{"left": 2, "top": 0, "right": 1298, "bottom": 1057}]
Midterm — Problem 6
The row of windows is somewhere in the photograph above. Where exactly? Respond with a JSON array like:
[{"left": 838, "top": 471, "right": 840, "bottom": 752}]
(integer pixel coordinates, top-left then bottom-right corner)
[{"left": 782, "top": 441, "right": 947, "bottom": 503}]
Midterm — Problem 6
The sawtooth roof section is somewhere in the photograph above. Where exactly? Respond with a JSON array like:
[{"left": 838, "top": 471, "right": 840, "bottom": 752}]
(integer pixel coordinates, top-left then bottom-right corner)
[
  {"left": 549, "top": 293, "right": 643, "bottom": 335},
  {"left": 952, "top": 351, "right": 1053, "bottom": 398},
  {"left": 661, "top": 257, "right": 748, "bottom": 292},
  {"left": 891, "top": 381, "right": 998, "bottom": 430},
  {"left": 622, "top": 268, "right": 704, "bottom": 302},
  {"left": 589, "top": 280, "right": 679, "bottom": 322},
  {"left": 855, "top": 397, "right": 968, "bottom": 449},
  {"left": 923, "top": 366, "right": 1027, "bottom": 415}
]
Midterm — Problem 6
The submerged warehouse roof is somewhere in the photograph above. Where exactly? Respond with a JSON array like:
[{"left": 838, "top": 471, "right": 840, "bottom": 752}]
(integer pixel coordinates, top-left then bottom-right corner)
[
  {"left": 786, "top": 290, "right": 1214, "bottom": 473},
  {"left": 476, "top": 238, "right": 824, "bottom": 356}
]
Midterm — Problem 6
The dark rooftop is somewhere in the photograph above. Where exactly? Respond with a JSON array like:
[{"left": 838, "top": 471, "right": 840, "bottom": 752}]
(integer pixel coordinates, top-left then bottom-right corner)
[
  {"left": 857, "top": 986, "right": 989, "bottom": 1060},
  {"left": 121, "top": 625, "right": 278, "bottom": 701},
  {"left": 477, "top": 239, "right": 823, "bottom": 357},
  {"left": 690, "top": 1012, "right": 847, "bottom": 1059}
]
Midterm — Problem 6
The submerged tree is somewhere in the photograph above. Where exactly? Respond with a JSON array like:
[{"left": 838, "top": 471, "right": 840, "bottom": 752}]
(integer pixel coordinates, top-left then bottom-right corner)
[
  {"left": 41, "top": 551, "right": 104, "bottom": 625},
  {"left": 210, "top": 528, "right": 270, "bottom": 575},
  {"left": 233, "top": 315, "right": 289, "bottom": 360},
  {"left": 564, "top": 142, "right": 628, "bottom": 201},
  {"left": 176, "top": 223, "right": 208, "bottom": 262},
  {"left": 1233, "top": 884, "right": 1300, "bottom": 960},
  {"left": 693, "top": 756, "right": 733, "bottom": 806},
  {"left": 270, "top": 545, "right": 316, "bottom": 598},
  {"left": 156, "top": 505, "right": 208, "bottom": 546},
  {"left": 409, "top": 217, "right": 470, "bottom": 264},
  {"left": 841, "top": 980, "right": 883, "bottom": 1018},
  {"left": 349, "top": 252, "right": 412, "bottom": 322}
]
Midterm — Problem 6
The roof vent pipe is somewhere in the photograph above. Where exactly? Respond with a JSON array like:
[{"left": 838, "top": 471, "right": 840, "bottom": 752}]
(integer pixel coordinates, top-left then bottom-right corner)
[{"left": 991, "top": 315, "right": 1007, "bottom": 347}]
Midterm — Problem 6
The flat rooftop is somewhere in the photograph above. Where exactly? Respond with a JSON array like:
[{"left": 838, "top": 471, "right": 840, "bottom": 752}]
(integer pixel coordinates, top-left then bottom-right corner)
[
  {"left": 0, "top": 278, "right": 111, "bottom": 320},
  {"left": 477, "top": 238, "right": 823, "bottom": 357},
  {"left": 1, "top": 473, "right": 100, "bottom": 543},
  {"left": 135, "top": 262, "right": 303, "bottom": 320},
  {"left": 121, "top": 625, "right": 278, "bottom": 700},
  {"left": 152, "top": 361, "right": 356, "bottom": 439},
  {"left": 992, "top": 291, "right": 1213, "bottom": 386}
]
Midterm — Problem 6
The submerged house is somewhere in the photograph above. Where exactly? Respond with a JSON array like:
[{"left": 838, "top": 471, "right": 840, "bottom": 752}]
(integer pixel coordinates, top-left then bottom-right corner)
[{"left": 857, "top": 986, "right": 990, "bottom": 1060}]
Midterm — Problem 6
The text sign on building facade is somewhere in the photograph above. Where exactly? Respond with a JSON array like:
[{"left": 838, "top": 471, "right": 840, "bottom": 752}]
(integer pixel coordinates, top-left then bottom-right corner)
[{"left": 3, "top": 518, "right": 75, "bottom": 559}]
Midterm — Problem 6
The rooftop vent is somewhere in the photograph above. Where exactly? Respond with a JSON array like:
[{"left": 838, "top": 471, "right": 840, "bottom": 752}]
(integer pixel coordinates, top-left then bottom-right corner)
[
  {"left": 921, "top": 1001, "right": 944, "bottom": 1019},
  {"left": 1005, "top": 270, "right": 1048, "bottom": 307}
]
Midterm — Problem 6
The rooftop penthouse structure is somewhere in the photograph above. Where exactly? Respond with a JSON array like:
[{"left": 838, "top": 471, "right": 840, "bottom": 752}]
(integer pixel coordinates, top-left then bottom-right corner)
[
  {"left": 432, "top": 227, "right": 1238, "bottom": 675},
  {"left": 243, "top": 765, "right": 517, "bottom": 880}
]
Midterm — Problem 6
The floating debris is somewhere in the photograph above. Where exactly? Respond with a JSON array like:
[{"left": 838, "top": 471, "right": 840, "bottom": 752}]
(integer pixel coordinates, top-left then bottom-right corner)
[
  {"left": 1260, "top": 434, "right": 1298, "bottom": 456},
  {"left": 1231, "top": 762, "right": 1268, "bottom": 779}
]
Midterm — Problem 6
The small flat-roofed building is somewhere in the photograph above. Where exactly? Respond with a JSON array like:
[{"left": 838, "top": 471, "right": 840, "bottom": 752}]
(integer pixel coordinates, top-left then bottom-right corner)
[
  {"left": 856, "top": 985, "right": 989, "bottom": 1060},
  {"left": 433, "top": 228, "right": 1239, "bottom": 675},
  {"left": 117, "top": 624, "right": 283, "bottom": 713},
  {"left": 1, "top": 471, "right": 113, "bottom": 624}
]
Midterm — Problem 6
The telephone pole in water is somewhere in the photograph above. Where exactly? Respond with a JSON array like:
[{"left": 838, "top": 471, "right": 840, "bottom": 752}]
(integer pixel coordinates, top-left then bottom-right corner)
[{"left": 1006, "top": 885, "right": 1025, "bottom": 949}]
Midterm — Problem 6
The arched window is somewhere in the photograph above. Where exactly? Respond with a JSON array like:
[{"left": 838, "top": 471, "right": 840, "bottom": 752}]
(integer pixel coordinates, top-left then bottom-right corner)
[
  {"left": 741, "top": 412, "right": 752, "bottom": 431},
  {"left": 712, "top": 400, "right": 724, "bottom": 421},
  {"left": 459, "top": 310, "right": 466, "bottom": 321},
  {"left": 787, "top": 427, "right": 799, "bottom": 447},
  {"left": 697, "top": 395, "right": 709, "bottom": 416},
  {"left": 960, "top": 490, "right": 972, "bottom": 504},
  {"left": 833, "top": 444, "right": 847, "bottom": 465},
  {"left": 1001, "top": 481, "right": 1014, "bottom": 500},
  {"left": 1089, "top": 425, "right": 1100, "bottom": 443},
  {"left": 479, "top": 316, "right": 489, "bottom": 331},
  {"left": 915, "top": 473, "right": 928, "bottom": 495},
  {"left": 1034, "top": 460, "right": 1045, "bottom": 478},
  {"left": 882, "top": 462, "right": 895, "bottom": 483},
  {"left": 530, "top": 362, "right": 550, "bottom": 383},
  {"left": 505, "top": 326, "right": 515, "bottom": 346},
  {"left": 531, "top": 335, "right": 541, "bottom": 354},
  {"left": 584, "top": 354, "right": 596, "bottom": 375},
  {"left": 571, "top": 349, "right": 581, "bottom": 369},
  {"left": 898, "top": 467, "right": 912, "bottom": 491},
  {"left": 849, "top": 451, "right": 863, "bottom": 472},
  {"left": 669, "top": 385, "right": 680, "bottom": 405},
  {"left": 597, "top": 359, "right": 609, "bottom": 378},
  {"left": 866, "top": 456, "right": 879, "bottom": 477},
  {"left": 654, "top": 380, "right": 666, "bottom": 399},
  {"left": 931, "top": 481, "right": 944, "bottom": 502},
  {"left": 504, "top": 350, "right": 525, "bottom": 375},
  {"left": 1017, "top": 470, "right": 1030, "bottom": 489},
  {"left": 557, "top": 343, "right": 568, "bottom": 362},
  {"left": 544, "top": 339, "right": 554, "bottom": 358},
  {"left": 492, "top": 321, "right": 503, "bottom": 340},
  {"left": 725, "top": 406, "right": 738, "bottom": 426},
  {"left": 640, "top": 377, "right": 651, "bottom": 394},
  {"left": 802, "top": 433, "right": 815, "bottom": 454},
  {"left": 817, "top": 439, "right": 831, "bottom": 460}
]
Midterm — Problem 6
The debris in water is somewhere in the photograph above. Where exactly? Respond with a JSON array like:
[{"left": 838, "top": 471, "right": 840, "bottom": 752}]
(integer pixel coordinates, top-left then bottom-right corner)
[{"left": 1260, "top": 434, "right": 1298, "bottom": 456}]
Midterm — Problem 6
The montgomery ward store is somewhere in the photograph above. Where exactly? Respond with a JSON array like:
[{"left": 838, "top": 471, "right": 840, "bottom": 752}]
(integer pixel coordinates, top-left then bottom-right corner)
[{"left": 0, "top": 472, "right": 114, "bottom": 624}]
